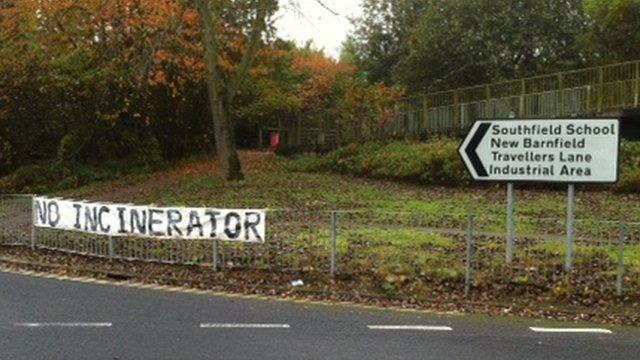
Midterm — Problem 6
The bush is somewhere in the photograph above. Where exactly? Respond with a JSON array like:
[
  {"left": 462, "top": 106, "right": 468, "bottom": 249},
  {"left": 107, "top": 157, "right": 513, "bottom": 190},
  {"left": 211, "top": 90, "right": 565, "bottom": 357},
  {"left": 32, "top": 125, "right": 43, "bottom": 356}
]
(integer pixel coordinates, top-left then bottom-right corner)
[
  {"left": 613, "top": 141, "right": 640, "bottom": 193},
  {"left": 0, "top": 155, "right": 163, "bottom": 194},
  {"left": 0, "top": 163, "right": 59, "bottom": 194},
  {"left": 287, "top": 138, "right": 470, "bottom": 186},
  {"left": 289, "top": 139, "right": 640, "bottom": 191}
]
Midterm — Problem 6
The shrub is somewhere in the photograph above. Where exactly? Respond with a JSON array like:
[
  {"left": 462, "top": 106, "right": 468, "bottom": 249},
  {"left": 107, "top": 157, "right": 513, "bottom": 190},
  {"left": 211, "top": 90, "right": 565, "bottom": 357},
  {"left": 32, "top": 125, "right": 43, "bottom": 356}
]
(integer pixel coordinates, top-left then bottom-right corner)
[
  {"left": 613, "top": 141, "right": 640, "bottom": 193},
  {"left": 289, "top": 139, "right": 640, "bottom": 191},
  {"left": 287, "top": 138, "right": 470, "bottom": 186},
  {"left": 0, "top": 163, "right": 59, "bottom": 193}
]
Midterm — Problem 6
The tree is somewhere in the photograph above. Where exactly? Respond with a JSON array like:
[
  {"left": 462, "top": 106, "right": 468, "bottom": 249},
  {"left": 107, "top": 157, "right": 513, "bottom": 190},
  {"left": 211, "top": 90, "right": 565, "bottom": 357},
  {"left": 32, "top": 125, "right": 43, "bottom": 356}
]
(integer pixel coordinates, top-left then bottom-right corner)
[
  {"left": 196, "top": 0, "right": 277, "bottom": 180},
  {"left": 349, "top": 0, "right": 591, "bottom": 93},
  {"left": 584, "top": 0, "right": 640, "bottom": 62},
  {"left": 391, "top": 0, "right": 589, "bottom": 93},
  {"left": 348, "top": 0, "right": 431, "bottom": 84}
]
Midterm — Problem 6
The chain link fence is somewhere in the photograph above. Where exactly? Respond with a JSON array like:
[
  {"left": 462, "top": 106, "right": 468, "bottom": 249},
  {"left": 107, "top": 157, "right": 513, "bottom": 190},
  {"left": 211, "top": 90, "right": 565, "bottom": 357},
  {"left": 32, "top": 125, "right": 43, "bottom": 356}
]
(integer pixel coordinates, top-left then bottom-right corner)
[{"left": 1, "top": 195, "right": 638, "bottom": 298}]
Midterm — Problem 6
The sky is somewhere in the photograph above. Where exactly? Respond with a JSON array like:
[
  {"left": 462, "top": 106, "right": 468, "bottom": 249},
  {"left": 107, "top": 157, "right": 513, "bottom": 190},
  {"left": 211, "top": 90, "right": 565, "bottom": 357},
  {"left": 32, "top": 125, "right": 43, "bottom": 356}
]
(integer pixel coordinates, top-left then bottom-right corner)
[{"left": 275, "top": 0, "right": 363, "bottom": 59}]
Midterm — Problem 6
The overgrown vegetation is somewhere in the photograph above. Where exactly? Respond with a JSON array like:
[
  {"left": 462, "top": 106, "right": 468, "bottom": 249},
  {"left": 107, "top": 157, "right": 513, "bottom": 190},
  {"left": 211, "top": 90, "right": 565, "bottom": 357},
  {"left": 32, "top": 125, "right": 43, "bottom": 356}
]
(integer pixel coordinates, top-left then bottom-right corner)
[{"left": 287, "top": 139, "right": 640, "bottom": 192}]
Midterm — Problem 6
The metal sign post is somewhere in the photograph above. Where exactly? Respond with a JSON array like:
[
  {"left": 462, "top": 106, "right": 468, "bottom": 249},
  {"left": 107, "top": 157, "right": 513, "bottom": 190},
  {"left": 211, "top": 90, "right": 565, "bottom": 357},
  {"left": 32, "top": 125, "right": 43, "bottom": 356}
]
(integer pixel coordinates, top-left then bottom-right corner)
[
  {"left": 459, "top": 118, "right": 620, "bottom": 273},
  {"left": 565, "top": 184, "right": 575, "bottom": 272},
  {"left": 506, "top": 182, "right": 514, "bottom": 264}
]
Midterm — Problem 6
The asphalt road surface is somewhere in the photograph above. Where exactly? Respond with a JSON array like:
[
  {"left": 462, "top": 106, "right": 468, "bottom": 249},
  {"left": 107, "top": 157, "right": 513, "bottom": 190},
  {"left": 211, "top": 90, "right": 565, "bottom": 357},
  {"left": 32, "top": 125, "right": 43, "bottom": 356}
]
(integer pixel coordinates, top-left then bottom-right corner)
[{"left": 0, "top": 271, "right": 639, "bottom": 360}]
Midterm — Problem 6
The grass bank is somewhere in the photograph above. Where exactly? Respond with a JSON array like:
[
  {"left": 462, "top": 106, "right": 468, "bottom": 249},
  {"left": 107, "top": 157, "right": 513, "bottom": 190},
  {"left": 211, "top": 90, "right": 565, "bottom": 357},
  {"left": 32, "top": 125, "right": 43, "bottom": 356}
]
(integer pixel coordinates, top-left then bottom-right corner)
[{"left": 286, "top": 139, "right": 640, "bottom": 193}]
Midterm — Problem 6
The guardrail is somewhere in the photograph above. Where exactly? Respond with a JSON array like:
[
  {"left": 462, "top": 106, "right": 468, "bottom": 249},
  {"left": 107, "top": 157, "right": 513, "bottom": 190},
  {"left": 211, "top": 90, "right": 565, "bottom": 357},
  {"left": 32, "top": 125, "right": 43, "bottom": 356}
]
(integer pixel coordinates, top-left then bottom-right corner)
[{"left": 1, "top": 195, "right": 638, "bottom": 298}]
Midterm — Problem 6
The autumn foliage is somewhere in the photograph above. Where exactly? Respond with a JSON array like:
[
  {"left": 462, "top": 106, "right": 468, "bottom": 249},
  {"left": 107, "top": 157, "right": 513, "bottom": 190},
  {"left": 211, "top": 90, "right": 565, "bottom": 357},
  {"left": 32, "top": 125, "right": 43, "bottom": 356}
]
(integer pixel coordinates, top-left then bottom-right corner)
[{"left": 0, "top": 0, "right": 399, "bottom": 190}]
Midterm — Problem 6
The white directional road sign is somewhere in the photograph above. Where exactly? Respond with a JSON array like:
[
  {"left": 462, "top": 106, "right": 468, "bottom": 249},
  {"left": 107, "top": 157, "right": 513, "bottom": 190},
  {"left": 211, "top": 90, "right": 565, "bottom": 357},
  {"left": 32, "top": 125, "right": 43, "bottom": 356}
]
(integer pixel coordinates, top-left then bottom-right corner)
[{"left": 459, "top": 118, "right": 620, "bottom": 183}]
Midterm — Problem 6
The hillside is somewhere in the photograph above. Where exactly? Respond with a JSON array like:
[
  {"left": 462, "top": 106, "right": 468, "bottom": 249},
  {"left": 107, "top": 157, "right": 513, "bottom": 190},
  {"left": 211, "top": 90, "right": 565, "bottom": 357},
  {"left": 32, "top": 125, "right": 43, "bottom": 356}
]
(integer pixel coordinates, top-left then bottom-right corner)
[{"left": 53, "top": 150, "right": 640, "bottom": 222}]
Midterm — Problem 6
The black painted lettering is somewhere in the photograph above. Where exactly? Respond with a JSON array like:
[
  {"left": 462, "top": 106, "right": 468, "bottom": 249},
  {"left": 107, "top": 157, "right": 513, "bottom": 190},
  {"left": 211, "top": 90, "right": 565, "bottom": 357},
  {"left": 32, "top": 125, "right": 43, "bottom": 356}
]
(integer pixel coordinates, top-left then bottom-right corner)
[
  {"left": 187, "top": 211, "right": 203, "bottom": 237},
  {"left": 47, "top": 201, "right": 60, "bottom": 227},
  {"left": 243, "top": 212, "right": 262, "bottom": 241},
  {"left": 204, "top": 210, "right": 220, "bottom": 237},
  {"left": 166, "top": 209, "right": 183, "bottom": 237},
  {"left": 34, "top": 200, "right": 47, "bottom": 225},
  {"left": 130, "top": 209, "right": 147, "bottom": 235},
  {"left": 84, "top": 206, "right": 98, "bottom": 231},
  {"left": 148, "top": 208, "right": 164, "bottom": 236},
  {"left": 224, "top": 212, "right": 241, "bottom": 239},
  {"left": 73, "top": 204, "right": 82, "bottom": 229},
  {"left": 98, "top": 206, "right": 110, "bottom": 232},
  {"left": 117, "top": 207, "right": 127, "bottom": 234}
]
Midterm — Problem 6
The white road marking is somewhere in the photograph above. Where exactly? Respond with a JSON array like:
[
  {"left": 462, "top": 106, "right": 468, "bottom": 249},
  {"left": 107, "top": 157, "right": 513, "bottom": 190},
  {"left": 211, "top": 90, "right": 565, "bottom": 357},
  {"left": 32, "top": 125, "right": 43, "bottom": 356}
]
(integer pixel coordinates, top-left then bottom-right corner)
[
  {"left": 200, "top": 323, "right": 290, "bottom": 329},
  {"left": 367, "top": 325, "right": 453, "bottom": 331},
  {"left": 15, "top": 322, "right": 112, "bottom": 328},
  {"left": 529, "top": 327, "right": 612, "bottom": 334}
]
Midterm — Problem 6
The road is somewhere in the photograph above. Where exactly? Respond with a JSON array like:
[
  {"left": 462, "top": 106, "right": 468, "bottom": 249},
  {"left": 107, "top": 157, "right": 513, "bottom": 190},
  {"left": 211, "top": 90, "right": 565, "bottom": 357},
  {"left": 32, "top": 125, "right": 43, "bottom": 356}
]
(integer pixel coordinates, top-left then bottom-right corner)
[{"left": 0, "top": 271, "right": 639, "bottom": 360}]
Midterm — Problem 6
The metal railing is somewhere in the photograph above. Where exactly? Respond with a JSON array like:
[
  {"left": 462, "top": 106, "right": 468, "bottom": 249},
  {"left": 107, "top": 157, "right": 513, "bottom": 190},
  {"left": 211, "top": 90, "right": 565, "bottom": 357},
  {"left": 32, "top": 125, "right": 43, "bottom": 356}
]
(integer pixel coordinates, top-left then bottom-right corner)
[
  {"left": 263, "top": 59, "right": 640, "bottom": 150},
  {"left": 1, "top": 194, "right": 639, "bottom": 299},
  {"left": 388, "top": 60, "right": 640, "bottom": 138}
]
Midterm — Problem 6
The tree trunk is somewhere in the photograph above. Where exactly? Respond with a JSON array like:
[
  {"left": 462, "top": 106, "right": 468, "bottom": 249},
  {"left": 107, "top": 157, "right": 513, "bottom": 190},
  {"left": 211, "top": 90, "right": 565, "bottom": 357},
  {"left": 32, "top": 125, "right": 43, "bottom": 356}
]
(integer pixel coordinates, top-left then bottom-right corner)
[
  {"left": 197, "top": 0, "right": 244, "bottom": 181},
  {"left": 211, "top": 98, "right": 243, "bottom": 180}
]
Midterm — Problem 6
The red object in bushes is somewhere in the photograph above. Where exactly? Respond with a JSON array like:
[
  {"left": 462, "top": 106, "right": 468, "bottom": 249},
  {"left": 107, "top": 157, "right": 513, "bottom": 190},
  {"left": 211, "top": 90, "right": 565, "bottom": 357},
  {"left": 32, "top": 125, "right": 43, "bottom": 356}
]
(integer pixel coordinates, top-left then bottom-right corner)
[{"left": 270, "top": 132, "right": 280, "bottom": 151}]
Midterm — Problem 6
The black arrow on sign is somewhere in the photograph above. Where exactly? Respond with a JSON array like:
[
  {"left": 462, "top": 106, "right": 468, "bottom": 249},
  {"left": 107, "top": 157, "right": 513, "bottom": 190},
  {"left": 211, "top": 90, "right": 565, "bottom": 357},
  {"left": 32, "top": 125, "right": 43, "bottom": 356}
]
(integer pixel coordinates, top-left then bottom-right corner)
[{"left": 465, "top": 122, "right": 490, "bottom": 177}]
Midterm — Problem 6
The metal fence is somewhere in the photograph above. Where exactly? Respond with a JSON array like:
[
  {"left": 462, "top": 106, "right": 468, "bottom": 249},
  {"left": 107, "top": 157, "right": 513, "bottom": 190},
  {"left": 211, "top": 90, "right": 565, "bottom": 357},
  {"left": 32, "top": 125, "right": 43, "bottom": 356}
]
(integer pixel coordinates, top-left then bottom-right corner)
[
  {"left": 262, "top": 59, "right": 640, "bottom": 151},
  {"left": 1, "top": 195, "right": 639, "bottom": 298},
  {"left": 387, "top": 60, "right": 640, "bottom": 139}
]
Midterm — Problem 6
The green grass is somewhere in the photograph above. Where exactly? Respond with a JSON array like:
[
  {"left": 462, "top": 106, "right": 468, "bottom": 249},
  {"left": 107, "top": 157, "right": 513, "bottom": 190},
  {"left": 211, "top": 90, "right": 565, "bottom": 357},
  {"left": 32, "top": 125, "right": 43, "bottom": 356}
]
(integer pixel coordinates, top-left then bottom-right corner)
[
  {"left": 341, "top": 228, "right": 454, "bottom": 248},
  {"left": 336, "top": 228, "right": 463, "bottom": 281},
  {"left": 532, "top": 241, "right": 640, "bottom": 272},
  {"left": 48, "top": 152, "right": 640, "bottom": 242}
]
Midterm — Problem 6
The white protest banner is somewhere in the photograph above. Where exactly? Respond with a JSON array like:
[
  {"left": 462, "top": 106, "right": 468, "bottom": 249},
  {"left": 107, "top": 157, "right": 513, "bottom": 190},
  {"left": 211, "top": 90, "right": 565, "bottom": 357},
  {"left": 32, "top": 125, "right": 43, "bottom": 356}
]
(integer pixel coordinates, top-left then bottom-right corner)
[{"left": 32, "top": 197, "right": 266, "bottom": 243}]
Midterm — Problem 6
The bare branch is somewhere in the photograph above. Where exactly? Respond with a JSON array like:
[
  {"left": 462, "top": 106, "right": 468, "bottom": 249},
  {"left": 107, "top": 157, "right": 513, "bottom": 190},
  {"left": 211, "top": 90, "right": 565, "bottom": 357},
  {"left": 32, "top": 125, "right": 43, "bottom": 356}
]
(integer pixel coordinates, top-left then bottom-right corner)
[{"left": 314, "top": 0, "right": 339, "bottom": 16}]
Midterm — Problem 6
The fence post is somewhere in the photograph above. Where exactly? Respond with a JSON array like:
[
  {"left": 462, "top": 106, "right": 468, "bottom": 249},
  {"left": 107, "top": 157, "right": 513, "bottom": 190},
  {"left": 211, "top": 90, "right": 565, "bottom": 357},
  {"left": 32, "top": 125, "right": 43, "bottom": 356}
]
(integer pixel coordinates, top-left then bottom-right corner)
[
  {"left": 330, "top": 211, "right": 337, "bottom": 277},
  {"left": 558, "top": 73, "right": 565, "bottom": 116},
  {"left": 485, "top": 85, "right": 492, "bottom": 117},
  {"left": 597, "top": 66, "right": 604, "bottom": 113},
  {"left": 465, "top": 215, "right": 474, "bottom": 296},
  {"left": 519, "top": 79, "right": 526, "bottom": 117},
  {"left": 30, "top": 196, "right": 36, "bottom": 250},
  {"left": 453, "top": 90, "right": 460, "bottom": 130},
  {"left": 422, "top": 96, "right": 429, "bottom": 136},
  {"left": 616, "top": 224, "right": 626, "bottom": 297},
  {"left": 108, "top": 236, "right": 115, "bottom": 260},
  {"left": 212, "top": 240, "right": 219, "bottom": 272}
]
